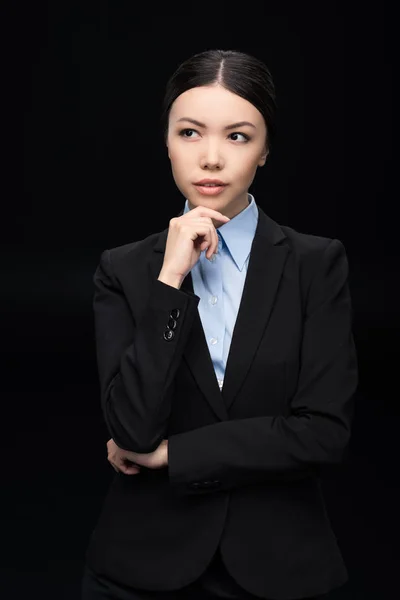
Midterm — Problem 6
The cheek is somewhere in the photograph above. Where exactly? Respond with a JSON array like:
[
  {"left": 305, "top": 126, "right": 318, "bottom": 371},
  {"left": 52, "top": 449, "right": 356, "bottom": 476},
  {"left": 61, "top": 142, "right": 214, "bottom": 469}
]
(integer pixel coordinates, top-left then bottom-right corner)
[
  {"left": 233, "top": 152, "right": 260, "bottom": 181},
  {"left": 168, "top": 143, "right": 189, "bottom": 169},
  {"left": 168, "top": 145, "right": 192, "bottom": 189}
]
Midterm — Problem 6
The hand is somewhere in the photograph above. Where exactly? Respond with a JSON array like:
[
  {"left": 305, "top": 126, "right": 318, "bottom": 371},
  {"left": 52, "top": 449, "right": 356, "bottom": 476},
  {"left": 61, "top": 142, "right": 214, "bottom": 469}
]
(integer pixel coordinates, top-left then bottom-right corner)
[
  {"left": 126, "top": 438, "right": 168, "bottom": 470},
  {"left": 159, "top": 206, "right": 230, "bottom": 282},
  {"left": 107, "top": 439, "right": 142, "bottom": 475},
  {"left": 107, "top": 438, "right": 168, "bottom": 474}
]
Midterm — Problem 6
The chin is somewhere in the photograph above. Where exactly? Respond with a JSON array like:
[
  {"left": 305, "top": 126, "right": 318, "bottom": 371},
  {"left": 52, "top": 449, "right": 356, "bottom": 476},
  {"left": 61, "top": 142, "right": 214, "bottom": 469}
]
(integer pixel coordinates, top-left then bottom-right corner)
[{"left": 188, "top": 197, "right": 226, "bottom": 210}]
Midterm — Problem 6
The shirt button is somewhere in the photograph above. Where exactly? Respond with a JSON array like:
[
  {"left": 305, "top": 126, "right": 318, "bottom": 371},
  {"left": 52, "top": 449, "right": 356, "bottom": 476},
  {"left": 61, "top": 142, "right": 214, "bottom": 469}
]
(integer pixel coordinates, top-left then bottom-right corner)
[
  {"left": 210, "top": 337, "right": 218, "bottom": 345},
  {"left": 210, "top": 295, "right": 218, "bottom": 305}
]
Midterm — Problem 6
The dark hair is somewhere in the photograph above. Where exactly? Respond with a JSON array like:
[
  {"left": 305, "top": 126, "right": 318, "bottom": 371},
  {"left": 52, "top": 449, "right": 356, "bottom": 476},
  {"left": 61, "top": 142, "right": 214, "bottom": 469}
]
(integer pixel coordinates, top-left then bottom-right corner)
[{"left": 161, "top": 49, "right": 277, "bottom": 152}]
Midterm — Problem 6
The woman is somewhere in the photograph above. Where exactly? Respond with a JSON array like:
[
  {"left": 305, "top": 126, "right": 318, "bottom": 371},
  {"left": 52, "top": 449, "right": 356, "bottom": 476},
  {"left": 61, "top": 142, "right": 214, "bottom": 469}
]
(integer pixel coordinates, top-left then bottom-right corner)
[{"left": 81, "top": 49, "right": 358, "bottom": 600}]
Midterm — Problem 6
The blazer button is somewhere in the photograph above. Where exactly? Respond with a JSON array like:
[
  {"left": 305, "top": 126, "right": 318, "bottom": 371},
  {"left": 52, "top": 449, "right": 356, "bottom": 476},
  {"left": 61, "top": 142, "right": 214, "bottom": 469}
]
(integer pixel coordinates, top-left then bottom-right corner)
[
  {"left": 170, "top": 308, "right": 180, "bottom": 320},
  {"left": 188, "top": 482, "right": 201, "bottom": 489},
  {"left": 163, "top": 329, "right": 175, "bottom": 341},
  {"left": 202, "top": 480, "right": 221, "bottom": 488},
  {"left": 167, "top": 317, "right": 177, "bottom": 330}
]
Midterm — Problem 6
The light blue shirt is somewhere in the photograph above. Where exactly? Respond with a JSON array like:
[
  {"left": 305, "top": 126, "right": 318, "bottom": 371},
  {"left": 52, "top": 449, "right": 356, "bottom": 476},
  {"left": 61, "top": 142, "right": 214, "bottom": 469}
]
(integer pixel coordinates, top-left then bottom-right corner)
[{"left": 183, "top": 194, "right": 259, "bottom": 390}]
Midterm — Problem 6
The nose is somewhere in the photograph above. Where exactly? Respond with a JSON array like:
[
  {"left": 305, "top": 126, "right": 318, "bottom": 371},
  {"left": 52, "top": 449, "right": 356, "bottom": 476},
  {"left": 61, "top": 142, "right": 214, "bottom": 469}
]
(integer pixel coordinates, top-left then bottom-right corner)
[{"left": 200, "top": 140, "right": 224, "bottom": 170}]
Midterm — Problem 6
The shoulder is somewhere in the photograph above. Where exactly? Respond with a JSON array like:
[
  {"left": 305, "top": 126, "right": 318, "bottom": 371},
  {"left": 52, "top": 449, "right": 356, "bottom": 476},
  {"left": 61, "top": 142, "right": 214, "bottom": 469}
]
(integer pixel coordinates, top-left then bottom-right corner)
[
  {"left": 277, "top": 223, "right": 351, "bottom": 314},
  {"left": 259, "top": 206, "right": 346, "bottom": 262},
  {"left": 95, "top": 227, "right": 166, "bottom": 275},
  {"left": 281, "top": 222, "right": 339, "bottom": 254},
  {"left": 278, "top": 221, "right": 348, "bottom": 271},
  {"left": 264, "top": 213, "right": 350, "bottom": 296}
]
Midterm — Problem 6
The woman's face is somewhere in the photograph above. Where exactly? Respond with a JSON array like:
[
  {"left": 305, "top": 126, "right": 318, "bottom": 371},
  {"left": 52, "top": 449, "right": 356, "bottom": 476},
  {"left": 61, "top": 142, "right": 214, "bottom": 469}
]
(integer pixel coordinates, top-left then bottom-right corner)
[{"left": 167, "top": 84, "right": 268, "bottom": 219}]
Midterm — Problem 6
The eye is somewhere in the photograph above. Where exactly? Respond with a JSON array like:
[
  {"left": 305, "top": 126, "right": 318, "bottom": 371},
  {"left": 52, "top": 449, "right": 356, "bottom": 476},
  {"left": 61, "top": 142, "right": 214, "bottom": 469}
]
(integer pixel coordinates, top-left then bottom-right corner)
[
  {"left": 178, "top": 128, "right": 200, "bottom": 139},
  {"left": 229, "top": 132, "right": 250, "bottom": 143}
]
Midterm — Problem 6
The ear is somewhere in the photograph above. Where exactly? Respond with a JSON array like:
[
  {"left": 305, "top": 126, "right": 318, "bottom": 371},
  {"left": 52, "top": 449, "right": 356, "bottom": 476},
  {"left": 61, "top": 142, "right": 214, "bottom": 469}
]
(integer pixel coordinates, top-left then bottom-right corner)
[{"left": 258, "top": 148, "right": 269, "bottom": 167}]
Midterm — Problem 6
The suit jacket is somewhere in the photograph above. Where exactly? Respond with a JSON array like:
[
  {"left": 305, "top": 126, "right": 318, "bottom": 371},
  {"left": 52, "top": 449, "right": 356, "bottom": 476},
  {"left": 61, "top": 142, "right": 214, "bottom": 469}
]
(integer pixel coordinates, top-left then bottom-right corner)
[{"left": 84, "top": 204, "right": 358, "bottom": 600}]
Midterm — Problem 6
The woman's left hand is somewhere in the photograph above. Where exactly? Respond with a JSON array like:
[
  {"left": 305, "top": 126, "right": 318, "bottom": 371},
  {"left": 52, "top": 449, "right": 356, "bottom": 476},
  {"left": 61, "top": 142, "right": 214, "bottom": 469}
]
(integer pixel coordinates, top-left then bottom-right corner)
[{"left": 107, "top": 438, "right": 168, "bottom": 473}]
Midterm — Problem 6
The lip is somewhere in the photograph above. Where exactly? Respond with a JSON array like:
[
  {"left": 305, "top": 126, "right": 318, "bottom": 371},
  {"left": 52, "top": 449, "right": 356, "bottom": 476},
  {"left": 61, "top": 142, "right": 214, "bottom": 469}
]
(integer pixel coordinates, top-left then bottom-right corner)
[
  {"left": 193, "top": 179, "right": 227, "bottom": 185},
  {"left": 193, "top": 183, "right": 228, "bottom": 196}
]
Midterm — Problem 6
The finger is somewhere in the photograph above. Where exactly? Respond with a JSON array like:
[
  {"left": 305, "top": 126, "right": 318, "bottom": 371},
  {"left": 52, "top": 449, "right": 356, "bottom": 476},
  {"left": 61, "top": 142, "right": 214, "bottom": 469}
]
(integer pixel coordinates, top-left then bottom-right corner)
[
  {"left": 204, "top": 224, "right": 216, "bottom": 254},
  {"left": 206, "top": 225, "right": 218, "bottom": 260},
  {"left": 190, "top": 217, "right": 215, "bottom": 223},
  {"left": 192, "top": 207, "right": 230, "bottom": 222},
  {"left": 214, "top": 226, "right": 219, "bottom": 256},
  {"left": 121, "top": 457, "right": 142, "bottom": 470},
  {"left": 210, "top": 224, "right": 218, "bottom": 258},
  {"left": 197, "top": 226, "right": 216, "bottom": 259},
  {"left": 189, "top": 218, "right": 220, "bottom": 258},
  {"left": 202, "top": 226, "right": 213, "bottom": 259},
  {"left": 189, "top": 224, "right": 217, "bottom": 243},
  {"left": 121, "top": 465, "right": 141, "bottom": 475}
]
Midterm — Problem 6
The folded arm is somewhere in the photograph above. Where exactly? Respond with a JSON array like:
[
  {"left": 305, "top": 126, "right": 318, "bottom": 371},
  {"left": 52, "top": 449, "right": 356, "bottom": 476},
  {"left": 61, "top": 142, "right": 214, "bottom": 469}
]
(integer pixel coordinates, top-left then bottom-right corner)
[
  {"left": 93, "top": 248, "right": 200, "bottom": 453},
  {"left": 167, "top": 239, "right": 359, "bottom": 494}
]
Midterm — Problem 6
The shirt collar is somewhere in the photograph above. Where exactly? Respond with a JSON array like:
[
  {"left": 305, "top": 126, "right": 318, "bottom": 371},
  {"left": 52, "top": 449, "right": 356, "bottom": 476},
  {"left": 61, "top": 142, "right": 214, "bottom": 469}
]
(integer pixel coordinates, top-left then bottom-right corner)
[{"left": 183, "top": 193, "right": 258, "bottom": 271}]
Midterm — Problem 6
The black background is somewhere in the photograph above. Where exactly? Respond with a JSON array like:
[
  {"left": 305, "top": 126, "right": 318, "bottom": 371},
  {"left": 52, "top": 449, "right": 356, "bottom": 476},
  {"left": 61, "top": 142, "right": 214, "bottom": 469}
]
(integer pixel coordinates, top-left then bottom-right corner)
[{"left": 4, "top": 3, "right": 396, "bottom": 599}]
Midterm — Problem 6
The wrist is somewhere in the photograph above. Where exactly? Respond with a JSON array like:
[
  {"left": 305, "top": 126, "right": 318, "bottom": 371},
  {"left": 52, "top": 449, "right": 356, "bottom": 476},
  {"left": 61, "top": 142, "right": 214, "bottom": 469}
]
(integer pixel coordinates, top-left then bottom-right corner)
[{"left": 158, "top": 268, "right": 184, "bottom": 290}]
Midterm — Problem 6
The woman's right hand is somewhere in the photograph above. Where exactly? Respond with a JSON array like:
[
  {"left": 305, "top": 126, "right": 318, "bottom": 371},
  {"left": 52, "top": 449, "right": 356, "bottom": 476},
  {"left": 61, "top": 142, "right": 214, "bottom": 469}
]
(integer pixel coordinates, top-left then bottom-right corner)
[{"left": 159, "top": 206, "right": 230, "bottom": 284}]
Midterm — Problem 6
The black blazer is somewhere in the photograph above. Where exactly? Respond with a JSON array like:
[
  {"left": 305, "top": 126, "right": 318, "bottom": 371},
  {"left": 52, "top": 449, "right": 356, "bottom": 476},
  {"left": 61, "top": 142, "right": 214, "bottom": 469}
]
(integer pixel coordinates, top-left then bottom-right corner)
[{"left": 84, "top": 204, "right": 358, "bottom": 600}]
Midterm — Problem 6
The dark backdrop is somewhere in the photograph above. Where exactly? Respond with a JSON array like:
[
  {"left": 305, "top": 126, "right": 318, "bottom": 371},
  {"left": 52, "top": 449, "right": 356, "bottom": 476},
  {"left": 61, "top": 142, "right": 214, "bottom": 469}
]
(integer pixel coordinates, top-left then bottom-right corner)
[{"left": 4, "top": 3, "right": 395, "bottom": 599}]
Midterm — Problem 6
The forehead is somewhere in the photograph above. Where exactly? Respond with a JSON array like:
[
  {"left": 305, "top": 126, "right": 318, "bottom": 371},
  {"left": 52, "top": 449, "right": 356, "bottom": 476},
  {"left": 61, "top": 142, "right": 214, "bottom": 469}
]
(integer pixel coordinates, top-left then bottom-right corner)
[{"left": 169, "top": 84, "right": 264, "bottom": 125}]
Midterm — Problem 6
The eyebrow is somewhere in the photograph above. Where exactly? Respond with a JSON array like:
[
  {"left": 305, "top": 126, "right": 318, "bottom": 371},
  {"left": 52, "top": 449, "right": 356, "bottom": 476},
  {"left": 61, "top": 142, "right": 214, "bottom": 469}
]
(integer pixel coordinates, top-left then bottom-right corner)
[{"left": 176, "top": 117, "right": 256, "bottom": 130}]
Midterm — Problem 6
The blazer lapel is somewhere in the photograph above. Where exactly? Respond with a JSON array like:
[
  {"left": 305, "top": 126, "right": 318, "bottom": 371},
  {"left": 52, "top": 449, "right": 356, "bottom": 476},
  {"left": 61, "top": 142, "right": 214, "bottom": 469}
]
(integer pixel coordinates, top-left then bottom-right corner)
[
  {"left": 221, "top": 213, "right": 289, "bottom": 412},
  {"left": 150, "top": 204, "right": 290, "bottom": 420}
]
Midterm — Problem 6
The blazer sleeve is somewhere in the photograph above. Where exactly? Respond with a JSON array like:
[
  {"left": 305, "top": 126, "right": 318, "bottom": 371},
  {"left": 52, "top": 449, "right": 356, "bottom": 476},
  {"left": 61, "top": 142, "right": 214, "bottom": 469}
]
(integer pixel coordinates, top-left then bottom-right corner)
[
  {"left": 167, "top": 239, "right": 359, "bottom": 495},
  {"left": 92, "top": 248, "right": 200, "bottom": 453}
]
